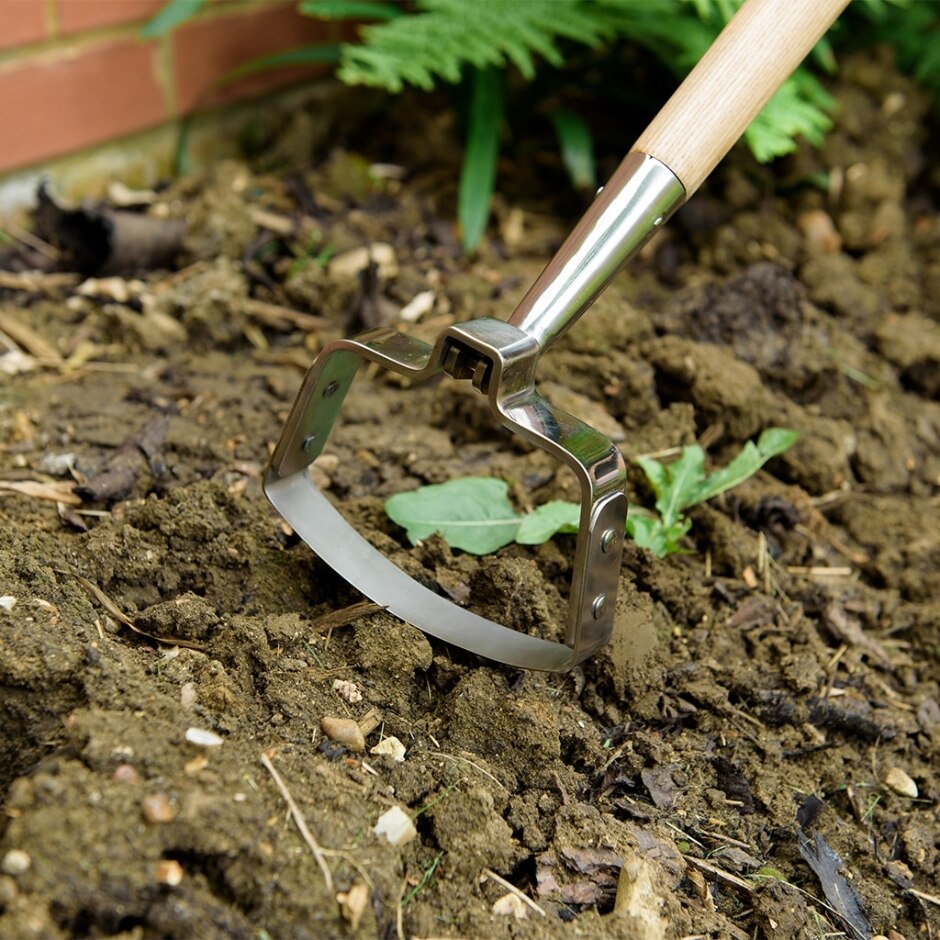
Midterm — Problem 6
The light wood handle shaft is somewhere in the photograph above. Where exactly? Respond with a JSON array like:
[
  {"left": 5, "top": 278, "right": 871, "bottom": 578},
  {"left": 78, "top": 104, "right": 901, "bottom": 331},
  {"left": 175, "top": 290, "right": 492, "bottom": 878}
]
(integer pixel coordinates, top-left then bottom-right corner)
[{"left": 633, "top": 0, "right": 848, "bottom": 196}]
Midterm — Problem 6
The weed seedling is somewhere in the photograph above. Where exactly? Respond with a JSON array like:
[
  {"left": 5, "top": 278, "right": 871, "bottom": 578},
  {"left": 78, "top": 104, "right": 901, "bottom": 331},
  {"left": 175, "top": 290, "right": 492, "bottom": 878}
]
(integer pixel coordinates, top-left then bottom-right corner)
[
  {"left": 402, "top": 851, "right": 444, "bottom": 907},
  {"left": 385, "top": 427, "right": 799, "bottom": 559}
]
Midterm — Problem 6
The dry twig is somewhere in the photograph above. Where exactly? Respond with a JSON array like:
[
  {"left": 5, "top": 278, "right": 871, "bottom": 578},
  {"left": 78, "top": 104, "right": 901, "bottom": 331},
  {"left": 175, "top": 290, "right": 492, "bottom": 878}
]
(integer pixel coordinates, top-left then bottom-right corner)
[
  {"left": 482, "top": 868, "right": 546, "bottom": 917},
  {"left": 261, "top": 751, "right": 334, "bottom": 895}
]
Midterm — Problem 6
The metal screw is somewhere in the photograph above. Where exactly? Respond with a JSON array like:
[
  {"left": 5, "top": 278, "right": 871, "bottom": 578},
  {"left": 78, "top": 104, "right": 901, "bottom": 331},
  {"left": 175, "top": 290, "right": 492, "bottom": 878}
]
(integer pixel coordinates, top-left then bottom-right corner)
[
  {"left": 302, "top": 433, "right": 317, "bottom": 451},
  {"left": 322, "top": 381, "right": 339, "bottom": 399},
  {"left": 592, "top": 594, "right": 607, "bottom": 619},
  {"left": 600, "top": 528, "right": 617, "bottom": 553}
]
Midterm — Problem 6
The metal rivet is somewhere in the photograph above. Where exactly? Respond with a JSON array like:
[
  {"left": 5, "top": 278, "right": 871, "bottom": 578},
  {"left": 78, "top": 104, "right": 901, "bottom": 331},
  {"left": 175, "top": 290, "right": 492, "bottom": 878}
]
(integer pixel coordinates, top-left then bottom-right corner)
[
  {"left": 302, "top": 433, "right": 317, "bottom": 451},
  {"left": 592, "top": 594, "right": 607, "bottom": 619},
  {"left": 600, "top": 528, "right": 617, "bottom": 553},
  {"left": 322, "top": 381, "right": 339, "bottom": 399},
  {"left": 653, "top": 215, "right": 664, "bottom": 226}
]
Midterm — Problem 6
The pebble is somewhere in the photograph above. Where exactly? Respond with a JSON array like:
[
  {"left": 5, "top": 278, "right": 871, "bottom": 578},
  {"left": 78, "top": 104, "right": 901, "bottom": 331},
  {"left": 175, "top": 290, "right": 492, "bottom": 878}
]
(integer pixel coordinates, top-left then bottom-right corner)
[
  {"left": 1, "top": 849, "right": 31, "bottom": 876},
  {"left": 885, "top": 767, "right": 918, "bottom": 799},
  {"left": 492, "top": 892, "right": 528, "bottom": 919},
  {"left": 185, "top": 727, "right": 223, "bottom": 748},
  {"left": 0, "top": 875, "right": 17, "bottom": 904},
  {"left": 154, "top": 859, "right": 184, "bottom": 887},
  {"left": 320, "top": 716, "right": 365, "bottom": 752},
  {"left": 370, "top": 736, "right": 406, "bottom": 762},
  {"left": 332, "top": 679, "right": 363, "bottom": 704},
  {"left": 797, "top": 209, "right": 842, "bottom": 255},
  {"left": 141, "top": 794, "right": 176, "bottom": 824},
  {"left": 373, "top": 806, "right": 416, "bottom": 846},
  {"left": 399, "top": 290, "right": 435, "bottom": 322},
  {"left": 180, "top": 682, "right": 197, "bottom": 710},
  {"left": 0, "top": 596, "right": 16, "bottom": 611},
  {"left": 336, "top": 882, "right": 369, "bottom": 931},
  {"left": 112, "top": 764, "right": 140, "bottom": 784},
  {"left": 328, "top": 243, "right": 398, "bottom": 280}
]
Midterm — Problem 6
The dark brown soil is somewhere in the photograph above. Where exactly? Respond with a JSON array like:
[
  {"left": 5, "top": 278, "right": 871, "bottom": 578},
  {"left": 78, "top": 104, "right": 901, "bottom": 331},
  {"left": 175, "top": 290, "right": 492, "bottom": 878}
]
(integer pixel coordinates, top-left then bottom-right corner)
[{"left": 1, "top": 51, "right": 938, "bottom": 940}]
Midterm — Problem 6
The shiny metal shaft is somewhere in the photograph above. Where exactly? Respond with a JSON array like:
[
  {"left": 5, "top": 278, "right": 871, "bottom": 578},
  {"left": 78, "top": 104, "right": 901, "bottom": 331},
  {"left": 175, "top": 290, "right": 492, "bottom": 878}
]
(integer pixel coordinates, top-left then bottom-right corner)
[{"left": 508, "top": 151, "right": 685, "bottom": 352}]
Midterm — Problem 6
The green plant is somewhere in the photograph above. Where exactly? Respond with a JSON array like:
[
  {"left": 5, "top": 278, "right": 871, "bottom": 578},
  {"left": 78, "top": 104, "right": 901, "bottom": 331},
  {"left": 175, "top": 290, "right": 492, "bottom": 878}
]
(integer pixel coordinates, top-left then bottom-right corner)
[
  {"left": 384, "top": 427, "right": 798, "bottom": 559},
  {"left": 146, "top": 0, "right": 937, "bottom": 249},
  {"left": 304, "top": 0, "right": 837, "bottom": 249}
]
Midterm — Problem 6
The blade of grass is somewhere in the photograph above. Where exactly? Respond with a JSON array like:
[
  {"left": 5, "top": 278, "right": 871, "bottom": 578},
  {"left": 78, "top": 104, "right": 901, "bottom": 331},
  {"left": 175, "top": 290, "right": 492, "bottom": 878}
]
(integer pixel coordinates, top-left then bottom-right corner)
[
  {"left": 141, "top": 0, "right": 205, "bottom": 38},
  {"left": 300, "top": 0, "right": 405, "bottom": 19},
  {"left": 221, "top": 45, "right": 342, "bottom": 84},
  {"left": 459, "top": 65, "right": 504, "bottom": 252},
  {"left": 551, "top": 109, "right": 596, "bottom": 191}
]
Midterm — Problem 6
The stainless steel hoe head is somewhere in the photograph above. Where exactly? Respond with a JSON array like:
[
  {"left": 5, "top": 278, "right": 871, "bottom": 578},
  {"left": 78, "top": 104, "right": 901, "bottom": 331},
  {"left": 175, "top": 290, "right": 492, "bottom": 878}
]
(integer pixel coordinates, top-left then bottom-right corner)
[
  {"left": 264, "top": 0, "right": 848, "bottom": 670},
  {"left": 265, "top": 317, "right": 629, "bottom": 671},
  {"left": 266, "top": 153, "right": 686, "bottom": 671}
]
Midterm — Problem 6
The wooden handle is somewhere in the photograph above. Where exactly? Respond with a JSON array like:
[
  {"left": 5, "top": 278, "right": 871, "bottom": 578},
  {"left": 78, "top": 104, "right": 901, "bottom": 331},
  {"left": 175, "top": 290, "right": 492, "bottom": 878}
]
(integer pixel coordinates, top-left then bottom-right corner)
[{"left": 633, "top": 0, "right": 848, "bottom": 196}]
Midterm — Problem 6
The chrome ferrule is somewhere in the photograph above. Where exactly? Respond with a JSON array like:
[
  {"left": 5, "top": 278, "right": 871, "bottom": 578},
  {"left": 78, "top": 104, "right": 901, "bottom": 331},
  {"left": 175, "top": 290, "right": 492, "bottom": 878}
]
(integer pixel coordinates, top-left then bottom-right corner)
[{"left": 508, "top": 151, "right": 685, "bottom": 352}]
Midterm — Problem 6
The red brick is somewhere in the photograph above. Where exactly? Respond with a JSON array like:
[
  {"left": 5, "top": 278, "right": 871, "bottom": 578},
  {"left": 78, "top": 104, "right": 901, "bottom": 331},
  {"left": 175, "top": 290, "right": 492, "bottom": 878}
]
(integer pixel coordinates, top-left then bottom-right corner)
[
  {"left": 0, "top": 0, "right": 48, "bottom": 51},
  {"left": 56, "top": 0, "right": 165, "bottom": 35},
  {"left": 0, "top": 38, "right": 166, "bottom": 173},
  {"left": 172, "top": 3, "right": 337, "bottom": 114}
]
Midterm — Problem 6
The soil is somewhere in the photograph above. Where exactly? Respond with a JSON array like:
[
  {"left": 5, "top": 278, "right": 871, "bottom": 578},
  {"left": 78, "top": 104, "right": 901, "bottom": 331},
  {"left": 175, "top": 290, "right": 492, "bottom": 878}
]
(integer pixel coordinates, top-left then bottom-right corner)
[{"left": 1, "top": 50, "right": 939, "bottom": 940}]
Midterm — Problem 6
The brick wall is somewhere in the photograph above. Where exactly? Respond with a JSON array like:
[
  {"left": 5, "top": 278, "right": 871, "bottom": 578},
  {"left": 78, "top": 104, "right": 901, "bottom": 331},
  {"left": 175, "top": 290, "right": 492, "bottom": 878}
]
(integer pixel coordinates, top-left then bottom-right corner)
[{"left": 0, "top": 0, "right": 341, "bottom": 177}]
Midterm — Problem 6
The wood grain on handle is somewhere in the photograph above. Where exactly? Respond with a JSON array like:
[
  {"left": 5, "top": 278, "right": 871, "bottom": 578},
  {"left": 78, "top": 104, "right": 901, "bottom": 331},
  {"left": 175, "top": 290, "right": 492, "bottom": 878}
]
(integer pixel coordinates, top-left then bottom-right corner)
[{"left": 633, "top": 0, "right": 848, "bottom": 196}]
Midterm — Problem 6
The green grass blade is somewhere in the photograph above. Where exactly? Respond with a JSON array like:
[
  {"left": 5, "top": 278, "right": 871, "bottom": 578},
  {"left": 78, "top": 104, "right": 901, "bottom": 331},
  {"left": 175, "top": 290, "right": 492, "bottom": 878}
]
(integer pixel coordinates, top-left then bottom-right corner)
[
  {"left": 551, "top": 109, "right": 596, "bottom": 191},
  {"left": 458, "top": 65, "right": 504, "bottom": 252},
  {"left": 140, "top": 0, "right": 205, "bottom": 38},
  {"left": 299, "top": 0, "right": 405, "bottom": 20},
  {"left": 220, "top": 45, "right": 342, "bottom": 84}
]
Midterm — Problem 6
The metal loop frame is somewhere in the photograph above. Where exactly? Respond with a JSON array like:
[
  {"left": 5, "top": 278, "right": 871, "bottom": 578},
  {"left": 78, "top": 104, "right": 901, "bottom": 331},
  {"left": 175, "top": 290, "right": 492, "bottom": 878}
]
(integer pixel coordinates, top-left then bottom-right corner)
[{"left": 265, "top": 317, "right": 626, "bottom": 671}]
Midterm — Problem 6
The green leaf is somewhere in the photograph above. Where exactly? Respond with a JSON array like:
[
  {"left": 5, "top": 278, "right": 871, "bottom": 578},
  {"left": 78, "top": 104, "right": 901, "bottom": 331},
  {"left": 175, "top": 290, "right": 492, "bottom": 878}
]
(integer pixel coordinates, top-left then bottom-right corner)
[
  {"left": 300, "top": 0, "right": 405, "bottom": 20},
  {"left": 551, "top": 109, "right": 596, "bottom": 191},
  {"left": 335, "top": 0, "right": 617, "bottom": 91},
  {"left": 626, "top": 515, "right": 692, "bottom": 559},
  {"left": 385, "top": 477, "right": 520, "bottom": 555},
  {"left": 221, "top": 45, "right": 342, "bottom": 84},
  {"left": 140, "top": 0, "right": 205, "bottom": 38},
  {"left": 744, "top": 73, "right": 834, "bottom": 162},
  {"left": 636, "top": 447, "right": 706, "bottom": 528},
  {"left": 516, "top": 501, "right": 580, "bottom": 544},
  {"left": 459, "top": 66, "right": 503, "bottom": 252},
  {"left": 689, "top": 427, "right": 799, "bottom": 506}
]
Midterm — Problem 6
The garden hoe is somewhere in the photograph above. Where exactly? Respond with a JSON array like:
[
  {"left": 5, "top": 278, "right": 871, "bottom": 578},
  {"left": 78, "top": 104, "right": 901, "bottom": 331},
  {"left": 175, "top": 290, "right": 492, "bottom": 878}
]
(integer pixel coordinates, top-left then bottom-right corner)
[{"left": 265, "top": 0, "right": 849, "bottom": 671}]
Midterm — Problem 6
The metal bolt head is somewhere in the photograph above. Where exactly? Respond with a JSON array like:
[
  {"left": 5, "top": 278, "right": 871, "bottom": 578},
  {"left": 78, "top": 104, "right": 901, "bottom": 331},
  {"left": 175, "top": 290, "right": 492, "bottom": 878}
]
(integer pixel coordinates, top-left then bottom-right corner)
[
  {"left": 600, "top": 528, "right": 618, "bottom": 553},
  {"left": 322, "top": 381, "right": 339, "bottom": 399},
  {"left": 302, "top": 433, "right": 317, "bottom": 451},
  {"left": 592, "top": 594, "right": 607, "bottom": 619}
]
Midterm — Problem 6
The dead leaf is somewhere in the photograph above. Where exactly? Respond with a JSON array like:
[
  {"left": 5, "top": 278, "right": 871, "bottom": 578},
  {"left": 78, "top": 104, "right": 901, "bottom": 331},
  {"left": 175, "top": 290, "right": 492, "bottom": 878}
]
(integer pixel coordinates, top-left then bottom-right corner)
[
  {"left": 0, "top": 479, "right": 81, "bottom": 506},
  {"left": 559, "top": 846, "right": 623, "bottom": 874},
  {"left": 640, "top": 764, "right": 682, "bottom": 808},
  {"left": 824, "top": 601, "right": 893, "bottom": 670},
  {"left": 797, "top": 827, "right": 873, "bottom": 940}
]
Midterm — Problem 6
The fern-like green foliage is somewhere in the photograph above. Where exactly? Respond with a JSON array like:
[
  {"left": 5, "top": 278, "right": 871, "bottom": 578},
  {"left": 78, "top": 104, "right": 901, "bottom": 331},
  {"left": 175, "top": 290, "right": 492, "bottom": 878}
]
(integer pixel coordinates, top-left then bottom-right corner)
[
  {"left": 304, "top": 0, "right": 839, "bottom": 165},
  {"left": 320, "top": 0, "right": 619, "bottom": 92}
]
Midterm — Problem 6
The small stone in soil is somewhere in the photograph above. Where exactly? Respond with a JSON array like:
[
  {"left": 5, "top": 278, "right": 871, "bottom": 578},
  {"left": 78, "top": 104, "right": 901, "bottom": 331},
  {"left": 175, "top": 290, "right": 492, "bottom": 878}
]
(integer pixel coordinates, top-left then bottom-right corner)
[
  {"left": 492, "top": 893, "right": 528, "bottom": 918},
  {"left": 332, "top": 679, "right": 363, "bottom": 704},
  {"left": 885, "top": 766, "right": 918, "bottom": 798},
  {"left": 370, "top": 735, "right": 406, "bottom": 762},
  {"left": 185, "top": 727, "right": 223, "bottom": 747},
  {"left": 336, "top": 882, "right": 369, "bottom": 931},
  {"left": 112, "top": 764, "right": 140, "bottom": 784},
  {"left": 141, "top": 794, "right": 176, "bottom": 824},
  {"left": 1, "top": 850, "right": 31, "bottom": 876},
  {"left": 154, "top": 859, "right": 184, "bottom": 886},
  {"left": 320, "top": 716, "right": 365, "bottom": 752},
  {"left": 373, "top": 806, "right": 416, "bottom": 846}
]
